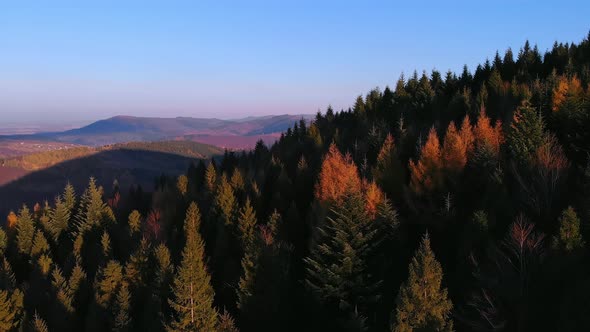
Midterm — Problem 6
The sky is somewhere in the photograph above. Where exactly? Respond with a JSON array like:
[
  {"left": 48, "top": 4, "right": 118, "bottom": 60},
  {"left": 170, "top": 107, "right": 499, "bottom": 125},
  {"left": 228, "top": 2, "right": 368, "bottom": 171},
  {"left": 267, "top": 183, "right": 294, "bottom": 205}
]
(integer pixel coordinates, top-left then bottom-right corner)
[{"left": 0, "top": 1, "right": 588, "bottom": 124}]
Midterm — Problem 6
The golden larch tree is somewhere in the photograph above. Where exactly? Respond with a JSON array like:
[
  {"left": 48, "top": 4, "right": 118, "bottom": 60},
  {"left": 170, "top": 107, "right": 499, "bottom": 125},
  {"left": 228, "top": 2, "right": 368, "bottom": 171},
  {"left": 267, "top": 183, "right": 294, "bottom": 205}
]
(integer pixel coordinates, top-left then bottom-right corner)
[
  {"left": 409, "top": 127, "right": 443, "bottom": 195},
  {"left": 315, "top": 143, "right": 361, "bottom": 204},
  {"left": 442, "top": 122, "right": 468, "bottom": 173}
]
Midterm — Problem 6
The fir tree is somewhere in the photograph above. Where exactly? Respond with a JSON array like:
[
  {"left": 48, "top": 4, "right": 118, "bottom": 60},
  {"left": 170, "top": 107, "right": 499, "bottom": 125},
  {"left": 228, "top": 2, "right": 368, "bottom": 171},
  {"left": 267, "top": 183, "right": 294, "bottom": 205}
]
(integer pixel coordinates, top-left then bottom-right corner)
[
  {"left": 392, "top": 233, "right": 453, "bottom": 332},
  {"left": 167, "top": 202, "right": 218, "bottom": 331}
]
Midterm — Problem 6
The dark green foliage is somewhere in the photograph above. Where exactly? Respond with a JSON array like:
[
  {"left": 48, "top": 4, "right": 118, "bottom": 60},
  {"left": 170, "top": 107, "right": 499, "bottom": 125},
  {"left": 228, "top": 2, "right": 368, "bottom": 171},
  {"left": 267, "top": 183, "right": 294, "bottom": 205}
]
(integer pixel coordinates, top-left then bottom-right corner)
[
  {"left": 304, "top": 193, "right": 380, "bottom": 328},
  {"left": 507, "top": 105, "right": 545, "bottom": 165}
]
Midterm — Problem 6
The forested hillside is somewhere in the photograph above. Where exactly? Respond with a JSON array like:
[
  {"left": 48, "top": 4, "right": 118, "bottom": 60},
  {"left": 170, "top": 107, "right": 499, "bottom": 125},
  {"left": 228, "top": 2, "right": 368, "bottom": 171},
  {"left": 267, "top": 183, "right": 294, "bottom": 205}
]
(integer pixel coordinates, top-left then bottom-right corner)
[{"left": 1, "top": 34, "right": 590, "bottom": 332}]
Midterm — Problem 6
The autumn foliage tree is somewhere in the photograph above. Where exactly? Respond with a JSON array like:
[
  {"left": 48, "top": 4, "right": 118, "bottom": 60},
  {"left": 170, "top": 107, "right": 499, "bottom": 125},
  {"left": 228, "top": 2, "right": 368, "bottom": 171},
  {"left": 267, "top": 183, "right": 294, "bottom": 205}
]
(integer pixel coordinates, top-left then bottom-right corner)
[
  {"left": 409, "top": 127, "right": 443, "bottom": 194},
  {"left": 315, "top": 143, "right": 362, "bottom": 204}
]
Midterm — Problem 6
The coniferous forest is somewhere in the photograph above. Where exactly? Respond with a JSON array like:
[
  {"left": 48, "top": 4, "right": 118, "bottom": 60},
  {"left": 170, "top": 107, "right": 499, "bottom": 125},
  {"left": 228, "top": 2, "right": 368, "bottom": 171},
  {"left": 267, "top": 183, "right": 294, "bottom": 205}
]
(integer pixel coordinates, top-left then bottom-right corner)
[{"left": 2, "top": 34, "right": 590, "bottom": 332}]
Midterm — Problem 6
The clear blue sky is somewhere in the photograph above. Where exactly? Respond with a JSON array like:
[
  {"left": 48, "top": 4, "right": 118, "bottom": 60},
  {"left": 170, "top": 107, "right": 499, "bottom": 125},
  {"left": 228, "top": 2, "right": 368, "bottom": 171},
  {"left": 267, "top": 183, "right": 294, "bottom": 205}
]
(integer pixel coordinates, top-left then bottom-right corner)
[{"left": 0, "top": 1, "right": 588, "bottom": 124}]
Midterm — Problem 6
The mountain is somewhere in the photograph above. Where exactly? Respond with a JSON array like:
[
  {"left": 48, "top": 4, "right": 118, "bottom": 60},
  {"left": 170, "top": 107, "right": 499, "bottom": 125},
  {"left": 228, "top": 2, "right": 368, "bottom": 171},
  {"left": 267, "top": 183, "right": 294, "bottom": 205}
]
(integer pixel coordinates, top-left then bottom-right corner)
[{"left": 0, "top": 114, "right": 314, "bottom": 149}]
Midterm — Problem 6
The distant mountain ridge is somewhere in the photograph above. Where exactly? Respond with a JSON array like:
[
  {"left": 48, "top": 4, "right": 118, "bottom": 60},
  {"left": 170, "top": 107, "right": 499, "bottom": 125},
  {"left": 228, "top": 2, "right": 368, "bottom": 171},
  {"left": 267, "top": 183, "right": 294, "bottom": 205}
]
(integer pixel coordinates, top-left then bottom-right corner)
[{"left": 0, "top": 114, "right": 314, "bottom": 147}]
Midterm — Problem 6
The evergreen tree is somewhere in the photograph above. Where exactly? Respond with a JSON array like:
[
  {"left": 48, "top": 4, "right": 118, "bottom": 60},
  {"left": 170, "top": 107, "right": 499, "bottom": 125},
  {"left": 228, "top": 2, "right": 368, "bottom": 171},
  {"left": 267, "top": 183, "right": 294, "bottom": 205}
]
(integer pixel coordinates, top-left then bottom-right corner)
[
  {"left": 114, "top": 284, "right": 132, "bottom": 332},
  {"left": 205, "top": 162, "right": 217, "bottom": 193},
  {"left": 48, "top": 196, "right": 71, "bottom": 241},
  {"left": 177, "top": 175, "right": 188, "bottom": 197},
  {"left": 30, "top": 312, "right": 49, "bottom": 332},
  {"left": 127, "top": 210, "right": 142, "bottom": 235},
  {"left": 167, "top": 202, "right": 218, "bottom": 331},
  {"left": 305, "top": 192, "right": 380, "bottom": 326},
  {"left": 237, "top": 198, "right": 259, "bottom": 310},
  {"left": 392, "top": 233, "right": 453, "bottom": 332},
  {"left": 16, "top": 205, "right": 35, "bottom": 256},
  {"left": 409, "top": 127, "right": 443, "bottom": 194},
  {"left": 63, "top": 182, "right": 77, "bottom": 213},
  {"left": 214, "top": 174, "right": 236, "bottom": 226},
  {"left": 507, "top": 105, "right": 545, "bottom": 166},
  {"left": 553, "top": 206, "right": 584, "bottom": 251}
]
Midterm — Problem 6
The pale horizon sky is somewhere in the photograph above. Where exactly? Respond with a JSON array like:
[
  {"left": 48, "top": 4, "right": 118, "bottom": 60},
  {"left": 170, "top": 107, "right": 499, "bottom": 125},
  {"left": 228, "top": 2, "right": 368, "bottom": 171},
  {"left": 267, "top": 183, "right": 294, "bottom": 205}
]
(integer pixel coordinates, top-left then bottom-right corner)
[{"left": 0, "top": 1, "right": 588, "bottom": 124}]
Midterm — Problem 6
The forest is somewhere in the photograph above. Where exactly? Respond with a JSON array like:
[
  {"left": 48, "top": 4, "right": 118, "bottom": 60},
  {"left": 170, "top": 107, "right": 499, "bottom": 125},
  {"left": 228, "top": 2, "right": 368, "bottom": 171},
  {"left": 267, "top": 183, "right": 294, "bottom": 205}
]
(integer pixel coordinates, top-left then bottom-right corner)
[{"left": 1, "top": 33, "right": 590, "bottom": 332}]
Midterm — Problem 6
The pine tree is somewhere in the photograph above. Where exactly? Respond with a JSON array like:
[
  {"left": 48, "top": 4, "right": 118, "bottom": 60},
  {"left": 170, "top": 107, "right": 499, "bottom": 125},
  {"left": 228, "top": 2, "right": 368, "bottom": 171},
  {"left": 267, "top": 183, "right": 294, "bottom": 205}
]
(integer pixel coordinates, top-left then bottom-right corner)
[
  {"left": 167, "top": 202, "right": 218, "bottom": 331},
  {"left": 16, "top": 205, "right": 35, "bottom": 256},
  {"left": 392, "top": 233, "right": 453, "bottom": 332}
]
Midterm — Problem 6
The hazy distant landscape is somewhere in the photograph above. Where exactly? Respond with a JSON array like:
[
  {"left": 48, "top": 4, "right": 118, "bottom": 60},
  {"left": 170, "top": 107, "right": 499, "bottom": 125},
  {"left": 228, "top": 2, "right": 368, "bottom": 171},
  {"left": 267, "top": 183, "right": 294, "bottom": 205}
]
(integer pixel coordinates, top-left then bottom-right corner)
[{"left": 0, "top": 114, "right": 313, "bottom": 153}]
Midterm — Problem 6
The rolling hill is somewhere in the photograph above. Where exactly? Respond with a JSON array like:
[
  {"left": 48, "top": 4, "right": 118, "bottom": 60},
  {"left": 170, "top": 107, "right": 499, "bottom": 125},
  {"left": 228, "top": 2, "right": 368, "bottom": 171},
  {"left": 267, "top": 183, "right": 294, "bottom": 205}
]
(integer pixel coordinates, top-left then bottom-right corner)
[
  {"left": 0, "top": 114, "right": 314, "bottom": 149},
  {"left": 0, "top": 140, "right": 224, "bottom": 215}
]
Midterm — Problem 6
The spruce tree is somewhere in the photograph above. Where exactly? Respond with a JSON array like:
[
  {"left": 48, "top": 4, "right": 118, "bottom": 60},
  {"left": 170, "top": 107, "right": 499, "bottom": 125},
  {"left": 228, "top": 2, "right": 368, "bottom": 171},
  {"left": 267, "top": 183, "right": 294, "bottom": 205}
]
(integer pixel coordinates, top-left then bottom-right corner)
[
  {"left": 0, "top": 258, "right": 23, "bottom": 331},
  {"left": 304, "top": 192, "right": 380, "bottom": 323},
  {"left": 167, "top": 202, "right": 218, "bottom": 331},
  {"left": 48, "top": 196, "right": 71, "bottom": 241},
  {"left": 237, "top": 198, "right": 259, "bottom": 310},
  {"left": 63, "top": 182, "right": 77, "bottom": 212},
  {"left": 507, "top": 105, "right": 545, "bottom": 166},
  {"left": 16, "top": 205, "right": 35, "bottom": 256},
  {"left": 214, "top": 174, "right": 236, "bottom": 226},
  {"left": 392, "top": 233, "right": 453, "bottom": 332}
]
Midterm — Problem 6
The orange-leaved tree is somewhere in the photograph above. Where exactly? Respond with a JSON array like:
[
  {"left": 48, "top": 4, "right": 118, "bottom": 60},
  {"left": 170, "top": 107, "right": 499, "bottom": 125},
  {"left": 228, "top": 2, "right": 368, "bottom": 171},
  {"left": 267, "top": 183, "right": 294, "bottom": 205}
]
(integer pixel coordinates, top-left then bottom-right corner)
[
  {"left": 409, "top": 127, "right": 443, "bottom": 195},
  {"left": 315, "top": 143, "right": 361, "bottom": 204}
]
